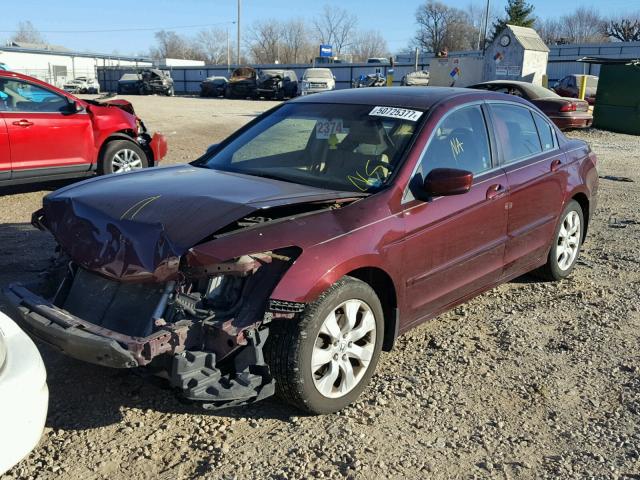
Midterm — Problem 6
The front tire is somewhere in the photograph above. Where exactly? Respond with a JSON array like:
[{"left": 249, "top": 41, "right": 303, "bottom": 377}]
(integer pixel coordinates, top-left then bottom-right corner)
[
  {"left": 265, "top": 276, "right": 384, "bottom": 414},
  {"left": 535, "top": 200, "right": 584, "bottom": 280},
  {"left": 99, "top": 140, "right": 149, "bottom": 175}
]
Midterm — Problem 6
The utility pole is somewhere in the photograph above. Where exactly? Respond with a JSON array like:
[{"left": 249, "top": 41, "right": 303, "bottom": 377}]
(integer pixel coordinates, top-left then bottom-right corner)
[
  {"left": 482, "top": 0, "right": 490, "bottom": 54},
  {"left": 226, "top": 27, "right": 230, "bottom": 72},
  {"left": 236, "top": 0, "right": 241, "bottom": 66}
]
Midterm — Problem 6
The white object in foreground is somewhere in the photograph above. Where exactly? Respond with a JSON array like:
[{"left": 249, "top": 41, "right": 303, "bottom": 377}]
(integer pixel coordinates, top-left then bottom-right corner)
[{"left": 0, "top": 311, "right": 49, "bottom": 475}]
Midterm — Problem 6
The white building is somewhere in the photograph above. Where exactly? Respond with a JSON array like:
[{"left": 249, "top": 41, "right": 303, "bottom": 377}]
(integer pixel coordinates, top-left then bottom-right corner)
[{"left": 0, "top": 42, "right": 152, "bottom": 88}]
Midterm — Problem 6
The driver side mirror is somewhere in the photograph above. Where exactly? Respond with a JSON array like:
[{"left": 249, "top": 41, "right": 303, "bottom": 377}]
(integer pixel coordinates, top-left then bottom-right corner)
[
  {"left": 65, "top": 99, "right": 82, "bottom": 114},
  {"left": 411, "top": 168, "right": 473, "bottom": 201}
]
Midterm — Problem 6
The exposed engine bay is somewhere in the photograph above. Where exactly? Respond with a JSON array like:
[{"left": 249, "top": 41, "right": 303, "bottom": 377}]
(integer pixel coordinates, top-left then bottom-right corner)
[{"left": 3, "top": 181, "right": 360, "bottom": 408}]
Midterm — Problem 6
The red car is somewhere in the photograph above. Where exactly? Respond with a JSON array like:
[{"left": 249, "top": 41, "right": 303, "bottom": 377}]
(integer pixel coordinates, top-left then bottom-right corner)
[
  {"left": 469, "top": 80, "right": 593, "bottom": 130},
  {"left": 3, "top": 88, "right": 598, "bottom": 414},
  {"left": 554, "top": 74, "right": 598, "bottom": 105},
  {"left": 0, "top": 71, "right": 167, "bottom": 186}
]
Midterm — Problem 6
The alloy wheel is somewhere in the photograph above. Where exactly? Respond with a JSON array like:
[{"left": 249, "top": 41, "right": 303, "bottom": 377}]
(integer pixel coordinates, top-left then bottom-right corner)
[
  {"left": 311, "top": 299, "right": 376, "bottom": 398},
  {"left": 557, "top": 210, "right": 581, "bottom": 270},
  {"left": 112, "top": 149, "right": 143, "bottom": 173}
]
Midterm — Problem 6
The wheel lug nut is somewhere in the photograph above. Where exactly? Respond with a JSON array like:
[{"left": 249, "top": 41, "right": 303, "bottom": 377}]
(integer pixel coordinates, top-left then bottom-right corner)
[
  {"left": 333, "top": 353, "right": 338, "bottom": 361},
  {"left": 342, "top": 354, "right": 347, "bottom": 361},
  {"left": 348, "top": 342, "right": 352, "bottom": 347}
]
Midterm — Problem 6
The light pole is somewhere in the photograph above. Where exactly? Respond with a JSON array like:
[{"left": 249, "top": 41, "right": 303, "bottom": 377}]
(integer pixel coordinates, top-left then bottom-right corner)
[
  {"left": 236, "top": 0, "right": 241, "bottom": 66},
  {"left": 226, "top": 27, "right": 230, "bottom": 71}
]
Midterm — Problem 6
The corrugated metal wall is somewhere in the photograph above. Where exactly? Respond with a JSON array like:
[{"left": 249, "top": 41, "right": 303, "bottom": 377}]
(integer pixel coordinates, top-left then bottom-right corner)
[{"left": 96, "top": 41, "right": 640, "bottom": 93}]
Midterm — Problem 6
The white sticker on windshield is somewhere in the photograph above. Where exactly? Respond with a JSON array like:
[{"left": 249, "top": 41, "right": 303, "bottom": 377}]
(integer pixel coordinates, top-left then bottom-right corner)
[
  {"left": 316, "top": 119, "right": 347, "bottom": 139},
  {"left": 369, "top": 106, "right": 423, "bottom": 121}
]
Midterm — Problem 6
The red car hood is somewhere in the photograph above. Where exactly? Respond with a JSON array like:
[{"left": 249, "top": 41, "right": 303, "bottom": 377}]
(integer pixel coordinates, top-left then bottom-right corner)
[{"left": 38, "top": 165, "right": 360, "bottom": 282}]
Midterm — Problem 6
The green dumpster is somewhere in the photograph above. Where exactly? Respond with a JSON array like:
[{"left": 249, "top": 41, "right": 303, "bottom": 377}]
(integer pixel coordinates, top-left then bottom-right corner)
[{"left": 579, "top": 57, "right": 640, "bottom": 135}]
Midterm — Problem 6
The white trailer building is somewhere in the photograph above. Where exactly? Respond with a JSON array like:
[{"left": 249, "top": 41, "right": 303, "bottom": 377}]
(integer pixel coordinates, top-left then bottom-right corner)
[{"left": 0, "top": 42, "right": 151, "bottom": 88}]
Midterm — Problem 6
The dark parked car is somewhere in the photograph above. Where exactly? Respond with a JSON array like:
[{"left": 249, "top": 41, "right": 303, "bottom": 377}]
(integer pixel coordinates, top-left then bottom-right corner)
[
  {"left": 468, "top": 80, "right": 593, "bottom": 130},
  {"left": 117, "top": 69, "right": 174, "bottom": 96},
  {"left": 200, "top": 76, "right": 228, "bottom": 97},
  {"left": 4, "top": 88, "right": 598, "bottom": 415},
  {"left": 554, "top": 74, "right": 598, "bottom": 105},
  {"left": 256, "top": 69, "right": 298, "bottom": 99},
  {"left": 225, "top": 67, "right": 258, "bottom": 99}
]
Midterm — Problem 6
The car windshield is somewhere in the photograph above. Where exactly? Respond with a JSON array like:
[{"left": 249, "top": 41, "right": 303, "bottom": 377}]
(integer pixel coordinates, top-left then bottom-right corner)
[
  {"left": 305, "top": 69, "right": 332, "bottom": 79},
  {"left": 197, "top": 103, "right": 423, "bottom": 193}
]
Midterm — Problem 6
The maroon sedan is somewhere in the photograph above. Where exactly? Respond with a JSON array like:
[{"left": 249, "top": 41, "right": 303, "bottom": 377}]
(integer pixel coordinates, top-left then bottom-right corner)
[
  {"left": 3, "top": 87, "right": 598, "bottom": 414},
  {"left": 469, "top": 80, "right": 593, "bottom": 130}
]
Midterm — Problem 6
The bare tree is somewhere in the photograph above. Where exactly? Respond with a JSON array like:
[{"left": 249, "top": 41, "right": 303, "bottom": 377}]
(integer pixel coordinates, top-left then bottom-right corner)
[
  {"left": 604, "top": 15, "right": 640, "bottom": 42},
  {"left": 11, "top": 21, "right": 46, "bottom": 44},
  {"left": 562, "top": 7, "right": 606, "bottom": 43},
  {"left": 150, "top": 30, "right": 204, "bottom": 61},
  {"left": 414, "top": 0, "right": 476, "bottom": 53},
  {"left": 536, "top": 17, "right": 564, "bottom": 44},
  {"left": 196, "top": 28, "right": 234, "bottom": 64},
  {"left": 312, "top": 4, "right": 358, "bottom": 55},
  {"left": 248, "top": 20, "right": 282, "bottom": 64},
  {"left": 350, "top": 30, "right": 389, "bottom": 62},
  {"left": 467, "top": 2, "right": 500, "bottom": 50},
  {"left": 280, "top": 19, "right": 314, "bottom": 64}
]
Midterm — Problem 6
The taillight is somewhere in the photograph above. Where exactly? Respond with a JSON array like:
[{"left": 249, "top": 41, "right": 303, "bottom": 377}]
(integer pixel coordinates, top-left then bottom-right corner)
[{"left": 560, "top": 102, "right": 577, "bottom": 112}]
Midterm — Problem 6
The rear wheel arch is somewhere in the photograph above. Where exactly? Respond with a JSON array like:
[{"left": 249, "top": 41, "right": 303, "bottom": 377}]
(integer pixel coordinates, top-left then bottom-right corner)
[{"left": 571, "top": 192, "right": 590, "bottom": 240}]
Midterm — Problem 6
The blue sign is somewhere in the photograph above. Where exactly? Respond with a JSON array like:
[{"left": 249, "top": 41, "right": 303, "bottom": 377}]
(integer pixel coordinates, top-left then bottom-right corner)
[{"left": 319, "top": 44, "right": 333, "bottom": 58}]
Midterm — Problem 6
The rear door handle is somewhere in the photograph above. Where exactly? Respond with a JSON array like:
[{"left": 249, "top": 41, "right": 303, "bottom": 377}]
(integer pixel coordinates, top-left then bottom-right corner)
[
  {"left": 550, "top": 159, "right": 562, "bottom": 172},
  {"left": 486, "top": 184, "right": 505, "bottom": 200},
  {"left": 12, "top": 119, "right": 34, "bottom": 127}
]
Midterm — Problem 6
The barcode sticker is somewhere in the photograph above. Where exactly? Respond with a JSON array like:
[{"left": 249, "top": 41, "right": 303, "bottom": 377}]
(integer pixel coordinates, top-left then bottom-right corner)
[{"left": 369, "top": 106, "right": 423, "bottom": 121}]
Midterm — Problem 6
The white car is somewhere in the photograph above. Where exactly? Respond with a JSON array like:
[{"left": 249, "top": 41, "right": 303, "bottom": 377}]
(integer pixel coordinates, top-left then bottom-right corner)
[
  {"left": 62, "top": 76, "right": 100, "bottom": 94},
  {"left": 0, "top": 311, "right": 48, "bottom": 475},
  {"left": 300, "top": 68, "right": 335, "bottom": 95}
]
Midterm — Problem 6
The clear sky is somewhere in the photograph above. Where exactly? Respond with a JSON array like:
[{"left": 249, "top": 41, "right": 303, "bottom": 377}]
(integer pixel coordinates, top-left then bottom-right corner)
[{"left": 0, "top": 0, "right": 625, "bottom": 57}]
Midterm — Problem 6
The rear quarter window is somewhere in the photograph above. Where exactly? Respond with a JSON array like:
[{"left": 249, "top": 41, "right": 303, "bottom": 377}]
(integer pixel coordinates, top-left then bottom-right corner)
[
  {"left": 490, "top": 103, "right": 542, "bottom": 163},
  {"left": 533, "top": 112, "right": 556, "bottom": 152}
]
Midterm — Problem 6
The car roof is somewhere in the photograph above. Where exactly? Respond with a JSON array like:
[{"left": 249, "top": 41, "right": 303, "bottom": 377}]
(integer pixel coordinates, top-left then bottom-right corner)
[
  {"left": 470, "top": 80, "right": 559, "bottom": 99},
  {"left": 290, "top": 86, "right": 494, "bottom": 109}
]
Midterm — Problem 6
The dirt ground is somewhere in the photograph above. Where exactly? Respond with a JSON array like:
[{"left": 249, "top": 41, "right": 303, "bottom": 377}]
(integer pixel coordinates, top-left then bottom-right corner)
[{"left": 1, "top": 95, "right": 639, "bottom": 480}]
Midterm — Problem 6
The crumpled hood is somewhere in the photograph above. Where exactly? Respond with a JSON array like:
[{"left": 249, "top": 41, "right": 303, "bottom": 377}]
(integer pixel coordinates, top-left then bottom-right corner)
[{"left": 40, "top": 165, "right": 356, "bottom": 282}]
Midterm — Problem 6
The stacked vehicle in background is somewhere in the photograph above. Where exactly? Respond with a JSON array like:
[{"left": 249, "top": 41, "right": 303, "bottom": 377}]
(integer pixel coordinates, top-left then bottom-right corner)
[
  {"left": 62, "top": 77, "right": 100, "bottom": 94},
  {"left": 553, "top": 74, "right": 598, "bottom": 105},
  {"left": 225, "top": 67, "right": 298, "bottom": 100},
  {"left": 117, "top": 69, "right": 174, "bottom": 96},
  {"left": 200, "top": 76, "right": 228, "bottom": 97}
]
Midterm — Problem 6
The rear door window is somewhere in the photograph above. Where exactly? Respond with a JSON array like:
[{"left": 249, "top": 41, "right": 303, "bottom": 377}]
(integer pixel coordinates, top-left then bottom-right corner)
[{"left": 490, "top": 104, "right": 542, "bottom": 164}]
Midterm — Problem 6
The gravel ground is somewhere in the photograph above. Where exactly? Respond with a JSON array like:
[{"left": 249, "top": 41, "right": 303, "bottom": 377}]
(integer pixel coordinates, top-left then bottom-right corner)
[{"left": 1, "top": 96, "right": 639, "bottom": 480}]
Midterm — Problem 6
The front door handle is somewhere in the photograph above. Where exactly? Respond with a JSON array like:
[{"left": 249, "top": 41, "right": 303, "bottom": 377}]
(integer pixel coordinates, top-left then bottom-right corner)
[
  {"left": 486, "top": 184, "right": 505, "bottom": 200},
  {"left": 550, "top": 159, "right": 562, "bottom": 172},
  {"left": 12, "top": 119, "right": 34, "bottom": 127}
]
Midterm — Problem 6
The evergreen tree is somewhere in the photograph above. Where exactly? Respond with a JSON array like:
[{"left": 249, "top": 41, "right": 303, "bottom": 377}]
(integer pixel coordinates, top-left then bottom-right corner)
[{"left": 491, "top": 0, "right": 535, "bottom": 39}]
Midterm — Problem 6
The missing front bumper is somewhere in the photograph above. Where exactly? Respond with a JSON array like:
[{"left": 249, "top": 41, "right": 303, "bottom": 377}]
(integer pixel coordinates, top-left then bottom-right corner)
[{"left": 2, "top": 283, "right": 277, "bottom": 409}]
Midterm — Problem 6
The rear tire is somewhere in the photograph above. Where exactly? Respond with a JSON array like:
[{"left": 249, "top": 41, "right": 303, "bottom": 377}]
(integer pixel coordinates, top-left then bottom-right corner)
[
  {"left": 534, "top": 200, "right": 584, "bottom": 281},
  {"left": 99, "top": 140, "right": 149, "bottom": 175},
  {"left": 264, "top": 276, "right": 384, "bottom": 414}
]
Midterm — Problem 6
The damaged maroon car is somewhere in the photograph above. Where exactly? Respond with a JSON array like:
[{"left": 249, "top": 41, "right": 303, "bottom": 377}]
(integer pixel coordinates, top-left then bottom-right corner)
[{"left": 3, "top": 88, "right": 598, "bottom": 414}]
